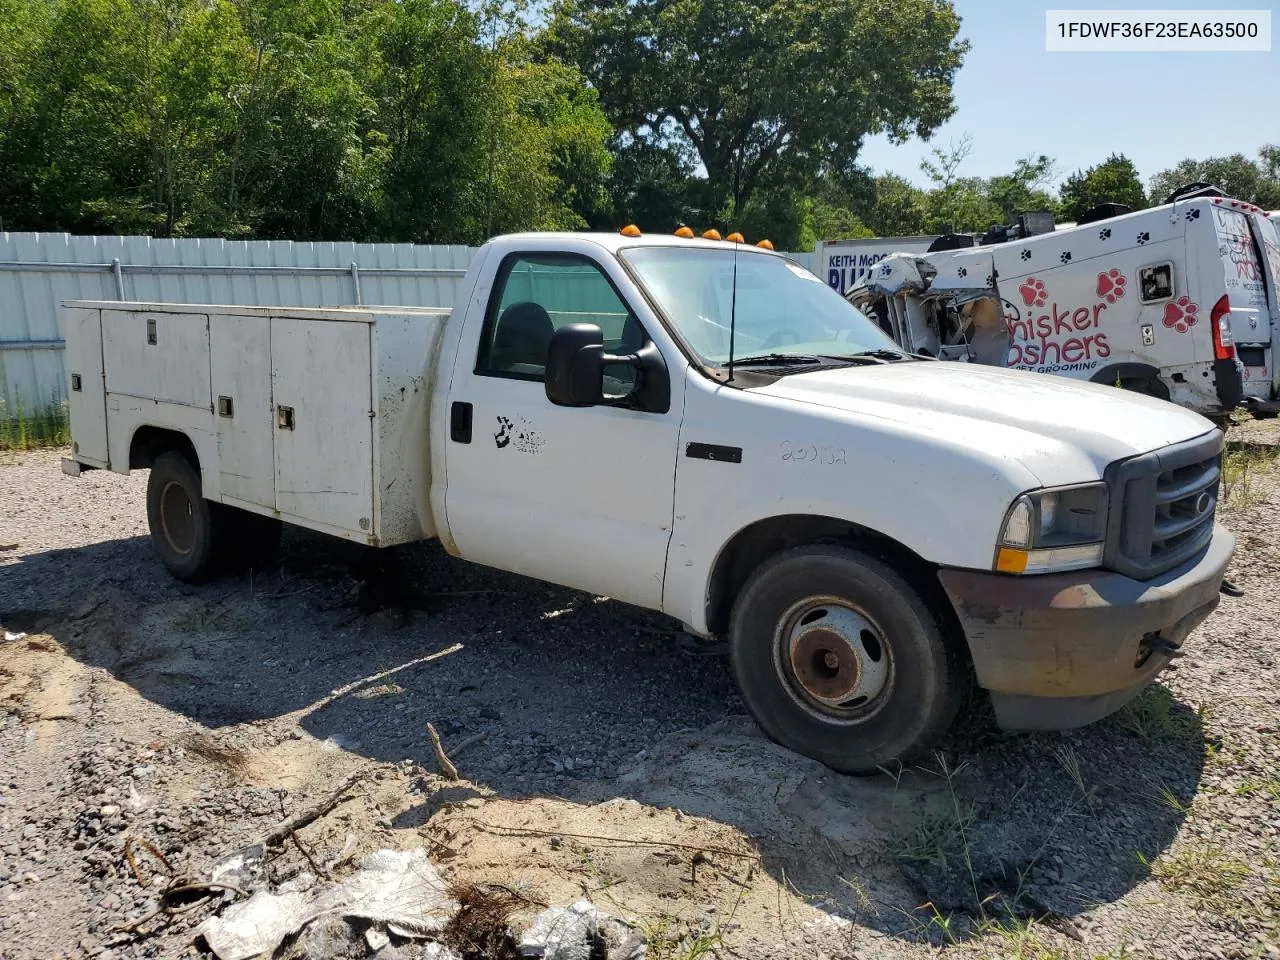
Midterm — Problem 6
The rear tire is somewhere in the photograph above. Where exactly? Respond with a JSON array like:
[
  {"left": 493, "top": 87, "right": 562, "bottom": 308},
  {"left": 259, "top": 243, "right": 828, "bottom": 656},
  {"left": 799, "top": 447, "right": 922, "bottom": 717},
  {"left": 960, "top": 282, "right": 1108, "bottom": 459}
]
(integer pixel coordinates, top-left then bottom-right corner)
[
  {"left": 729, "top": 545, "right": 962, "bottom": 774},
  {"left": 146, "top": 451, "right": 227, "bottom": 583},
  {"left": 1119, "top": 376, "right": 1170, "bottom": 402}
]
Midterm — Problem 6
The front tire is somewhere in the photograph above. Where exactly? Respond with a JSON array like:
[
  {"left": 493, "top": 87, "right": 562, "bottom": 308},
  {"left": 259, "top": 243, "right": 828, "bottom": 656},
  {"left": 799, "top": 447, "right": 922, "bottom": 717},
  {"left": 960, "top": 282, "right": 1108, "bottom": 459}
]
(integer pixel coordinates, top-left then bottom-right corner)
[
  {"left": 146, "top": 451, "right": 226, "bottom": 583},
  {"left": 729, "top": 545, "right": 962, "bottom": 774}
]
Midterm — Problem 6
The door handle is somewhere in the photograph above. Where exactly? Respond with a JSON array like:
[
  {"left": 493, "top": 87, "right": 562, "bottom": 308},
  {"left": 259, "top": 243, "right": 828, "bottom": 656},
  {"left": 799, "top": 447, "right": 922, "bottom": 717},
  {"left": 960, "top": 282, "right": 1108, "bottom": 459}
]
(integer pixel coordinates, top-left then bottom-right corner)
[
  {"left": 277, "top": 405, "right": 295, "bottom": 430},
  {"left": 450, "top": 402, "right": 472, "bottom": 443}
]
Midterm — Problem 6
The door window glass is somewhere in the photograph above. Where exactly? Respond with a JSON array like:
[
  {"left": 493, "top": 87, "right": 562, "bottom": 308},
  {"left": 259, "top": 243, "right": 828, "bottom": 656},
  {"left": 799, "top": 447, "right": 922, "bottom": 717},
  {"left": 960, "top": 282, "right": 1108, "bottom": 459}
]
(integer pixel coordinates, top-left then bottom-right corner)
[{"left": 476, "top": 255, "right": 645, "bottom": 392}]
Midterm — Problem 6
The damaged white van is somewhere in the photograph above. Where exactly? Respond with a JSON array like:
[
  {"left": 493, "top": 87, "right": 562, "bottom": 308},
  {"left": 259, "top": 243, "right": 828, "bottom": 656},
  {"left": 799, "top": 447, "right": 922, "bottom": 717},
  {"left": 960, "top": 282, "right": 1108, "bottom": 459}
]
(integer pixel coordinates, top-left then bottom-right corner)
[{"left": 848, "top": 185, "right": 1280, "bottom": 420}]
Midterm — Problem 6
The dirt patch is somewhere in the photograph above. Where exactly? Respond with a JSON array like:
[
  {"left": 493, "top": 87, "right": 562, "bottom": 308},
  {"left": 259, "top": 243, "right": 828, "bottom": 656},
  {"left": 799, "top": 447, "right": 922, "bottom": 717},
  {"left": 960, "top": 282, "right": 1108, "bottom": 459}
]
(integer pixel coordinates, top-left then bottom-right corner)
[{"left": 2, "top": 439, "right": 1280, "bottom": 959}]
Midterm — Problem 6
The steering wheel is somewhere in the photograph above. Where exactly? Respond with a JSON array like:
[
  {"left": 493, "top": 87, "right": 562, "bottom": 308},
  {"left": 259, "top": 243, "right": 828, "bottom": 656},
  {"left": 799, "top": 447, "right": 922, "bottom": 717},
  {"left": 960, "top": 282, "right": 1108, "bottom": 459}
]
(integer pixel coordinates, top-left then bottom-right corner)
[{"left": 761, "top": 329, "right": 805, "bottom": 349}]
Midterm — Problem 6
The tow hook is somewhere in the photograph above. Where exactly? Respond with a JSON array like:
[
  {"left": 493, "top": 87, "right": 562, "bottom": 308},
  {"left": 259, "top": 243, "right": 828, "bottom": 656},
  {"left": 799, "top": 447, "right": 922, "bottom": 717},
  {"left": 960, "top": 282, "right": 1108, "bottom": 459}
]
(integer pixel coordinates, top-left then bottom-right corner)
[
  {"left": 1221, "top": 578, "right": 1244, "bottom": 597},
  {"left": 1145, "top": 634, "right": 1185, "bottom": 659},
  {"left": 1137, "top": 631, "right": 1185, "bottom": 666}
]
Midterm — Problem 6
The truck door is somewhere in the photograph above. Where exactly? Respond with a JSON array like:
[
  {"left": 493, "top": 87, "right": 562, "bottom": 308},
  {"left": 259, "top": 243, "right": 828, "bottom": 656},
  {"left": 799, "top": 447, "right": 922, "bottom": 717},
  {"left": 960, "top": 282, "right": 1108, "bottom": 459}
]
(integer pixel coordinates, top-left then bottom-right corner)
[
  {"left": 1253, "top": 213, "right": 1280, "bottom": 399},
  {"left": 1212, "top": 205, "right": 1274, "bottom": 396},
  {"left": 442, "top": 250, "right": 682, "bottom": 609}
]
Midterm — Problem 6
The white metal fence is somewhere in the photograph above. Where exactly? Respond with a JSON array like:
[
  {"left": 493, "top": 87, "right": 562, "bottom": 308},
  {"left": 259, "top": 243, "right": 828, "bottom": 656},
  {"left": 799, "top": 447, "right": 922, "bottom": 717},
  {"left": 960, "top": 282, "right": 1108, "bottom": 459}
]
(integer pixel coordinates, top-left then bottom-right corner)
[
  {"left": 0, "top": 233, "right": 475, "bottom": 419},
  {"left": 0, "top": 232, "right": 812, "bottom": 420}
]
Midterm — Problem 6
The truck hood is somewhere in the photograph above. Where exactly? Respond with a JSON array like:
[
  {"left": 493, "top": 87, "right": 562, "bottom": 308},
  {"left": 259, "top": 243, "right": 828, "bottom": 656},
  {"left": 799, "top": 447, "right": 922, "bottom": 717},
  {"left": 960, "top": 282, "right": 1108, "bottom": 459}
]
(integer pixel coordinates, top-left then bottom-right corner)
[{"left": 752, "top": 361, "right": 1216, "bottom": 483}]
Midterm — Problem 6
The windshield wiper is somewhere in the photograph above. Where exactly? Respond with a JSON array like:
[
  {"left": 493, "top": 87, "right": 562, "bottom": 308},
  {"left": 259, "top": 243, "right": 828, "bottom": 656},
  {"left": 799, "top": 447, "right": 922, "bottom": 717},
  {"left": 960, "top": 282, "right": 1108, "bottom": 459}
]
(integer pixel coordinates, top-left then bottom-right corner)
[
  {"left": 729, "top": 353, "right": 825, "bottom": 366},
  {"left": 823, "top": 349, "right": 912, "bottom": 363}
]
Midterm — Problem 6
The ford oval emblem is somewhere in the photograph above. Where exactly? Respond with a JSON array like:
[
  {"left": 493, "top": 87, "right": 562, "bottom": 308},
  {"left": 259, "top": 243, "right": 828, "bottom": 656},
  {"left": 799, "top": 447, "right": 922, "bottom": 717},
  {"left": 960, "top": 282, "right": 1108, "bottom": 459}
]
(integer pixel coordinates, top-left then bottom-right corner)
[{"left": 1194, "top": 491, "right": 1212, "bottom": 514}]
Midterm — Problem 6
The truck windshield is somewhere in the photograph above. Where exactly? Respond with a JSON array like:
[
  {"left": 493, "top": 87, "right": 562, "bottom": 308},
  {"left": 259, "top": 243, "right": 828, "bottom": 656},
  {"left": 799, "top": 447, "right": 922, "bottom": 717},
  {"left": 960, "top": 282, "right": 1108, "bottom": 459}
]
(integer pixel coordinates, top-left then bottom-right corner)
[{"left": 619, "top": 246, "right": 905, "bottom": 366}]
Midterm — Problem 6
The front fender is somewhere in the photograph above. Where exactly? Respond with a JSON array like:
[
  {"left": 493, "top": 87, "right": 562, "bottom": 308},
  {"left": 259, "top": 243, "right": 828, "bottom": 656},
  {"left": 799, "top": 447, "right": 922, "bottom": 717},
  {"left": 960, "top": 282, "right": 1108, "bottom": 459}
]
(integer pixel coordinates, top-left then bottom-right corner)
[{"left": 661, "top": 372, "right": 1056, "bottom": 632}]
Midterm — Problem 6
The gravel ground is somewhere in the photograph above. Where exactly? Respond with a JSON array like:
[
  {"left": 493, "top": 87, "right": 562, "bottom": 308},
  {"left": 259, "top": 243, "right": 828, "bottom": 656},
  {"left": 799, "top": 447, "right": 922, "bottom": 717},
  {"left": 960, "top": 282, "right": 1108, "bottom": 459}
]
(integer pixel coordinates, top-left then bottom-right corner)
[{"left": 1, "top": 433, "right": 1279, "bottom": 960}]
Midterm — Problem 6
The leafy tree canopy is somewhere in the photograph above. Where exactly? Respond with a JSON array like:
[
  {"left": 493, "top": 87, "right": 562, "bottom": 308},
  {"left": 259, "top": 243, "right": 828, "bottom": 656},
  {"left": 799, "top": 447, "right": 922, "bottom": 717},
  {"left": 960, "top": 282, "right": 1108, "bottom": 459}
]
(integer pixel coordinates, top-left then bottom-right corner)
[
  {"left": 546, "top": 0, "right": 968, "bottom": 220},
  {"left": 1059, "top": 153, "right": 1147, "bottom": 222}
]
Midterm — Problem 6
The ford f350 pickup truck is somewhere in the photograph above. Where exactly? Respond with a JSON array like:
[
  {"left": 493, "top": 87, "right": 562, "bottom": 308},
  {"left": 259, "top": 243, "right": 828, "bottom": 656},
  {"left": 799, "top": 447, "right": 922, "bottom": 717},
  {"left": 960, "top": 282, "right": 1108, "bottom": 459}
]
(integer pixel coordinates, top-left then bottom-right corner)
[{"left": 59, "top": 230, "right": 1235, "bottom": 773}]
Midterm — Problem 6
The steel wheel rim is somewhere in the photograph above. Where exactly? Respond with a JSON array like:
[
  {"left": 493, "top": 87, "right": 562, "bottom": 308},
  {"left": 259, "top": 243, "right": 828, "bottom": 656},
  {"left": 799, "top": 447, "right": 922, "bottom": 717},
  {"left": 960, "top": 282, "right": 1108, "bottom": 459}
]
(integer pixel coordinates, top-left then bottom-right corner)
[
  {"left": 772, "top": 595, "right": 893, "bottom": 723},
  {"left": 159, "top": 480, "right": 197, "bottom": 556}
]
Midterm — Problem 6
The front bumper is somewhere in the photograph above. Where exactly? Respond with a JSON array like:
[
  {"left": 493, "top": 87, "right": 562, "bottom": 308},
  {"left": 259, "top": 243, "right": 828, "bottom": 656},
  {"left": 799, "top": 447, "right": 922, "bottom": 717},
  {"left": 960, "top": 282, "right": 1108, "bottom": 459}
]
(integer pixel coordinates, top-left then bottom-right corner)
[{"left": 937, "top": 524, "right": 1235, "bottom": 731}]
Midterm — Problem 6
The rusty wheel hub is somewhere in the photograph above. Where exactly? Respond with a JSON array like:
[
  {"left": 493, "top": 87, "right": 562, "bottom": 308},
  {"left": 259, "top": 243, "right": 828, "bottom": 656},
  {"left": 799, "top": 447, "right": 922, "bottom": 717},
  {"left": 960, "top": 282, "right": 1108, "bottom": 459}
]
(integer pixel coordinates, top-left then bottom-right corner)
[{"left": 778, "top": 600, "right": 890, "bottom": 718}]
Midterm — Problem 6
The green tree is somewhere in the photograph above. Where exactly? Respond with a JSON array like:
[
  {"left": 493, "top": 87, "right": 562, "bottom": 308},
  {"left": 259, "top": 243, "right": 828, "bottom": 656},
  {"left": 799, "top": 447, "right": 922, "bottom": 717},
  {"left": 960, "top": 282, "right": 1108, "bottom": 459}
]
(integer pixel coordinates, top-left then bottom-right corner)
[
  {"left": 917, "top": 136, "right": 1000, "bottom": 233},
  {"left": 1059, "top": 153, "right": 1147, "bottom": 221},
  {"left": 0, "top": 0, "right": 614, "bottom": 242},
  {"left": 605, "top": 138, "right": 701, "bottom": 232},
  {"left": 1148, "top": 147, "right": 1280, "bottom": 208},
  {"left": 987, "top": 155, "right": 1058, "bottom": 223},
  {"left": 863, "top": 173, "right": 930, "bottom": 236},
  {"left": 548, "top": 0, "right": 967, "bottom": 222}
]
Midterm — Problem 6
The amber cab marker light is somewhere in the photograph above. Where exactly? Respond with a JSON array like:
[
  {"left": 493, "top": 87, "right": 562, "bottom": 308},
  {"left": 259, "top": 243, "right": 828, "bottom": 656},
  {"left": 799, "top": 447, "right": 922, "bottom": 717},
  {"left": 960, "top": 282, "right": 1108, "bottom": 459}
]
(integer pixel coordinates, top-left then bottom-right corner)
[
  {"left": 674, "top": 226, "right": 695, "bottom": 238},
  {"left": 702, "top": 229, "right": 722, "bottom": 241},
  {"left": 727, "top": 231, "right": 745, "bottom": 243},
  {"left": 756, "top": 239, "right": 774, "bottom": 250},
  {"left": 620, "top": 224, "right": 642, "bottom": 237}
]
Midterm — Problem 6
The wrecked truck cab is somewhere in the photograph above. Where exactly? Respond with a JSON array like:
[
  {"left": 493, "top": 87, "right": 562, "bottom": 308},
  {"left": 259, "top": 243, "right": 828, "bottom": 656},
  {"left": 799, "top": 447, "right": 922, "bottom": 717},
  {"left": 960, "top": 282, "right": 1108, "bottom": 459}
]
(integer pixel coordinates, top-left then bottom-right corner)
[
  {"left": 848, "top": 250, "right": 1012, "bottom": 366},
  {"left": 60, "top": 230, "right": 1235, "bottom": 776}
]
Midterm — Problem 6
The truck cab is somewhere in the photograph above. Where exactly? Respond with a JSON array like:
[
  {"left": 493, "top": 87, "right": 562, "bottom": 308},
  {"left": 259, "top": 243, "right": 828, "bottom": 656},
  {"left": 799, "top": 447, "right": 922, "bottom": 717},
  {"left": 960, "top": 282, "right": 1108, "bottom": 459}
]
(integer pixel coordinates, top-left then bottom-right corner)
[{"left": 61, "top": 230, "right": 1236, "bottom": 774}]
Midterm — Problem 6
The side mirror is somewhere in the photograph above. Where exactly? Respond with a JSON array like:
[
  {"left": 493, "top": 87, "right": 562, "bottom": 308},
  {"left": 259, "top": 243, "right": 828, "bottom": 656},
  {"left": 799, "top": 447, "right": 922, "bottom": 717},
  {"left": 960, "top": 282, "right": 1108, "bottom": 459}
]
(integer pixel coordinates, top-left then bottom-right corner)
[
  {"left": 545, "top": 322, "right": 671, "bottom": 414},
  {"left": 546, "top": 323, "right": 607, "bottom": 407}
]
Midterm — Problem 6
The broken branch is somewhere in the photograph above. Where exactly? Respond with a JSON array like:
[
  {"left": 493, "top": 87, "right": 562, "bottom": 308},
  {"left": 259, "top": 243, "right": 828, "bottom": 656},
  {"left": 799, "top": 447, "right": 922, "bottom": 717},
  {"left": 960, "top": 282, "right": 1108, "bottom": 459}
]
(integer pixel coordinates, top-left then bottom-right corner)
[
  {"left": 255, "top": 771, "right": 369, "bottom": 850},
  {"left": 449, "top": 731, "right": 487, "bottom": 759},
  {"left": 427, "top": 723, "right": 459, "bottom": 780},
  {"left": 468, "top": 821, "right": 761, "bottom": 862},
  {"left": 301, "top": 643, "right": 463, "bottom": 717}
]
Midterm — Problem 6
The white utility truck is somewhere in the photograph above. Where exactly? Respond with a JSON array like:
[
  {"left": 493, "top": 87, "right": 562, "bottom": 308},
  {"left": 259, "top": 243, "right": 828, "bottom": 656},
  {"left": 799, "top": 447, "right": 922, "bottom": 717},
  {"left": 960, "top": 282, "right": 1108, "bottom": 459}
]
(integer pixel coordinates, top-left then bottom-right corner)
[
  {"left": 60, "top": 230, "right": 1235, "bottom": 774},
  {"left": 847, "top": 187, "right": 1280, "bottom": 420}
]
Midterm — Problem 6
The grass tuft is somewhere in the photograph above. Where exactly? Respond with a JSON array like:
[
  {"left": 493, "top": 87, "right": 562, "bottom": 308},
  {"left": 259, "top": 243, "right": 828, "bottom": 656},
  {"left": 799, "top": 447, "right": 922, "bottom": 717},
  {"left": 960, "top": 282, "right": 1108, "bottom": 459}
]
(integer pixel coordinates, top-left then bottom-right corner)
[
  {"left": 644, "top": 891, "right": 742, "bottom": 960},
  {"left": 1222, "top": 440, "right": 1280, "bottom": 509},
  {"left": 1138, "top": 846, "right": 1249, "bottom": 909},
  {"left": 1117, "top": 686, "right": 1204, "bottom": 745},
  {"left": 0, "top": 392, "right": 69, "bottom": 451}
]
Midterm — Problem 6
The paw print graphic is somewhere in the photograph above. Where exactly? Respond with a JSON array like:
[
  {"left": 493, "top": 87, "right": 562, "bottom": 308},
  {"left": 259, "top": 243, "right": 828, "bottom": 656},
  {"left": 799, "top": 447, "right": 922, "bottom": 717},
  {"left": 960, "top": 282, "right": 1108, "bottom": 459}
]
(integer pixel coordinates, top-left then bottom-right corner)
[
  {"left": 957, "top": 267, "right": 967, "bottom": 278},
  {"left": 1019, "top": 249, "right": 1032, "bottom": 262},
  {"left": 1018, "top": 277, "right": 1048, "bottom": 308},
  {"left": 983, "top": 274, "right": 993, "bottom": 287},
  {"left": 1098, "top": 228, "right": 1112, "bottom": 240},
  {"left": 1162, "top": 296, "right": 1200, "bottom": 333},
  {"left": 1185, "top": 208, "right": 1201, "bottom": 221},
  {"left": 879, "top": 263, "right": 892, "bottom": 277},
  {"left": 495, "top": 415, "right": 513, "bottom": 448},
  {"left": 1060, "top": 251, "right": 1072, "bottom": 264},
  {"left": 1137, "top": 231, "right": 1150, "bottom": 245},
  {"left": 1096, "top": 269, "right": 1127, "bottom": 304}
]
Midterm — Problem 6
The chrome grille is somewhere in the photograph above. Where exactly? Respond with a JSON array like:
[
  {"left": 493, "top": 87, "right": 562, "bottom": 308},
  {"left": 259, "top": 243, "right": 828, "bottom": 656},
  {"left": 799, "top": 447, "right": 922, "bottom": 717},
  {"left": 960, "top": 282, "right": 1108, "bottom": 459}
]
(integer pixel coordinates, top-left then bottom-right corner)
[{"left": 1104, "top": 430, "right": 1223, "bottom": 580}]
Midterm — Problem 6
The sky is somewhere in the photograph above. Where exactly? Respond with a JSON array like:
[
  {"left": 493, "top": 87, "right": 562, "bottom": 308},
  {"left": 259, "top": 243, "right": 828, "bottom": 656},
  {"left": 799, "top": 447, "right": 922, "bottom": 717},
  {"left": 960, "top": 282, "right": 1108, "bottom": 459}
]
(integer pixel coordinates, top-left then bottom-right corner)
[{"left": 856, "top": 0, "right": 1280, "bottom": 190}]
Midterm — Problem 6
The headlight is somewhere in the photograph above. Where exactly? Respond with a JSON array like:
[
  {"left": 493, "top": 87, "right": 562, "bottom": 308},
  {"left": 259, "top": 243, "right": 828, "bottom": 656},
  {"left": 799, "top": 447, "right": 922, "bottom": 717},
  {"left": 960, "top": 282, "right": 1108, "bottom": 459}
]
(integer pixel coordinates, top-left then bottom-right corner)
[{"left": 995, "top": 482, "right": 1108, "bottom": 574}]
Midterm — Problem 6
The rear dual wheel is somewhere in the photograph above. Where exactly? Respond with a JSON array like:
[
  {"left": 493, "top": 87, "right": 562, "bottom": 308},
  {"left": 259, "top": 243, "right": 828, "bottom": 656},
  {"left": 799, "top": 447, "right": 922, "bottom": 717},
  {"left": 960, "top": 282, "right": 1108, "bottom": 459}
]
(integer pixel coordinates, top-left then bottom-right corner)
[
  {"left": 729, "top": 545, "right": 963, "bottom": 774},
  {"left": 147, "top": 451, "right": 281, "bottom": 583}
]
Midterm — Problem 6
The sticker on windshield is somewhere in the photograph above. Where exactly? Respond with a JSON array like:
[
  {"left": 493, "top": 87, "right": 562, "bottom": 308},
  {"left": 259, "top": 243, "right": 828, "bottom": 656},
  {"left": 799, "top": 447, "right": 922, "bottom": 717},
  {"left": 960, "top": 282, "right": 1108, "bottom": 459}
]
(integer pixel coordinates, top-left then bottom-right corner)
[{"left": 785, "top": 262, "right": 823, "bottom": 283}]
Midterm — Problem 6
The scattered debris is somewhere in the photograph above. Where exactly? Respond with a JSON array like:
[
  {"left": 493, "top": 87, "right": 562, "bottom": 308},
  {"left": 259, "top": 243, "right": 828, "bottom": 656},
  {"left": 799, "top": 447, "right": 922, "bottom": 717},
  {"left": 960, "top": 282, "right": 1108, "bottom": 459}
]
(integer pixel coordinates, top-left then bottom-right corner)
[
  {"left": 198, "top": 849, "right": 457, "bottom": 960},
  {"left": 517, "top": 899, "right": 646, "bottom": 960},
  {"left": 3, "top": 630, "right": 27, "bottom": 643},
  {"left": 440, "top": 882, "right": 522, "bottom": 959}
]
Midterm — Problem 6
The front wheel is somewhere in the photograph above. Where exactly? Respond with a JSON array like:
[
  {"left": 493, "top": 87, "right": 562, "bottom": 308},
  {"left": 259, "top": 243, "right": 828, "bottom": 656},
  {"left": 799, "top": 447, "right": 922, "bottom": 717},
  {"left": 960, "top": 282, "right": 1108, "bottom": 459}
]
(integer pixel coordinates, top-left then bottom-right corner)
[{"left": 729, "top": 545, "right": 962, "bottom": 774}]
